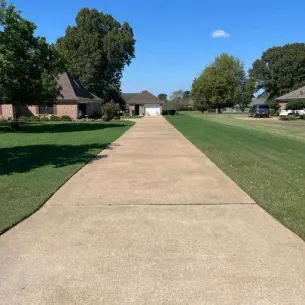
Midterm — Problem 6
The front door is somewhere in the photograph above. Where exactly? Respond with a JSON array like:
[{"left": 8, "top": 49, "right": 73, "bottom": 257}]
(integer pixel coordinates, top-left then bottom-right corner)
[{"left": 78, "top": 104, "right": 87, "bottom": 118}]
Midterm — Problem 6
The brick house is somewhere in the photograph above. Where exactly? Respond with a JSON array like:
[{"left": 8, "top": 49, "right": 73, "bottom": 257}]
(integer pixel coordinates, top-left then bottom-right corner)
[
  {"left": 0, "top": 73, "right": 102, "bottom": 120},
  {"left": 122, "top": 90, "right": 164, "bottom": 116},
  {"left": 276, "top": 85, "right": 305, "bottom": 109}
]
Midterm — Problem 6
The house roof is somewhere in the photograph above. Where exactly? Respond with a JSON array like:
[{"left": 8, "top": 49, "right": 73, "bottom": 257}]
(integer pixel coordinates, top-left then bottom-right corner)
[
  {"left": 276, "top": 86, "right": 305, "bottom": 101},
  {"left": 57, "top": 73, "right": 102, "bottom": 103},
  {"left": 122, "top": 90, "right": 164, "bottom": 105}
]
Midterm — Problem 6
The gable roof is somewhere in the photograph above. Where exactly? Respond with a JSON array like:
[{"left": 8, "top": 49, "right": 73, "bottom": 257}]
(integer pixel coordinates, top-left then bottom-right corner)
[
  {"left": 276, "top": 86, "right": 305, "bottom": 101},
  {"left": 57, "top": 73, "right": 102, "bottom": 102},
  {"left": 122, "top": 90, "right": 164, "bottom": 105}
]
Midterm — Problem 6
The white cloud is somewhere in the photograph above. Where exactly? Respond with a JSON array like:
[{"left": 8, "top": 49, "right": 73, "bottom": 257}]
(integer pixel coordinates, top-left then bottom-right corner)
[{"left": 211, "top": 30, "right": 230, "bottom": 38}]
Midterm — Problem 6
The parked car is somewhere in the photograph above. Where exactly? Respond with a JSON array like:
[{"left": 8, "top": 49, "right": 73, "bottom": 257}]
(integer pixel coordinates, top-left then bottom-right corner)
[
  {"left": 248, "top": 104, "right": 270, "bottom": 117},
  {"left": 280, "top": 109, "right": 305, "bottom": 117}
]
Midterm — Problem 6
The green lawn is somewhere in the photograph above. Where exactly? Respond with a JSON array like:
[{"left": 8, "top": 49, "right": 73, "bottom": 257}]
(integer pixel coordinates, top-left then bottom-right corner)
[
  {"left": 166, "top": 113, "right": 305, "bottom": 240},
  {"left": 0, "top": 121, "right": 133, "bottom": 234}
]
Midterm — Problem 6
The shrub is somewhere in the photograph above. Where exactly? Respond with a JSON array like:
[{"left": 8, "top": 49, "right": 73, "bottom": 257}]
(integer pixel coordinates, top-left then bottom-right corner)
[
  {"left": 269, "top": 109, "right": 279, "bottom": 117},
  {"left": 17, "top": 116, "right": 29, "bottom": 122},
  {"left": 49, "top": 115, "right": 61, "bottom": 121},
  {"left": 101, "top": 101, "right": 120, "bottom": 121},
  {"left": 162, "top": 110, "right": 169, "bottom": 115},
  {"left": 0, "top": 116, "right": 6, "bottom": 122},
  {"left": 28, "top": 116, "right": 40, "bottom": 122},
  {"left": 60, "top": 115, "right": 72, "bottom": 121},
  {"left": 286, "top": 100, "right": 305, "bottom": 110},
  {"left": 40, "top": 116, "right": 50, "bottom": 122}
]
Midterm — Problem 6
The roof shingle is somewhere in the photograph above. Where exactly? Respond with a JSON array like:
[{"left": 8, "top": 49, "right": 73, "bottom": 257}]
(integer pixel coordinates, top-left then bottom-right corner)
[
  {"left": 57, "top": 73, "right": 101, "bottom": 102},
  {"left": 276, "top": 86, "right": 305, "bottom": 101},
  {"left": 122, "top": 90, "right": 164, "bottom": 105}
]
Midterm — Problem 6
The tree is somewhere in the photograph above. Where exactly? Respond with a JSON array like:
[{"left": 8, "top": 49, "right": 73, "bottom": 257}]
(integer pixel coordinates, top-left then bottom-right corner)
[
  {"left": 191, "top": 54, "right": 245, "bottom": 113},
  {"left": 249, "top": 43, "right": 305, "bottom": 100},
  {"left": 0, "top": 1, "right": 62, "bottom": 106},
  {"left": 170, "top": 90, "right": 189, "bottom": 110},
  {"left": 101, "top": 101, "right": 120, "bottom": 121},
  {"left": 183, "top": 90, "right": 191, "bottom": 100},
  {"left": 158, "top": 93, "right": 167, "bottom": 101},
  {"left": 235, "top": 78, "right": 255, "bottom": 112},
  {"left": 286, "top": 100, "right": 305, "bottom": 110},
  {"left": 56, "top": 8, "right": 135, "bottom": 103}
]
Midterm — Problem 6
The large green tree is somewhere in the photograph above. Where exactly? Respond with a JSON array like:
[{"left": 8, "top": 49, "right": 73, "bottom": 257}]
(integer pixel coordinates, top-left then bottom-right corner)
[
  {"left": 0, "top": 1, "right": 62, "bottom": 105},
  {"left": 249, "top": 43, "right": 305, "bottom": 100},
  {"left": 235, "top": 78, "right": 255, "bottom": 112},
  {"left": 157, "top": 93, "right": 168, "bottom": 101},
  {"left": 56, "top": 8, "right": 135, "bottom": 103},
  {"left": 191, "top": 54, "right": 245, "bottom": 112}
]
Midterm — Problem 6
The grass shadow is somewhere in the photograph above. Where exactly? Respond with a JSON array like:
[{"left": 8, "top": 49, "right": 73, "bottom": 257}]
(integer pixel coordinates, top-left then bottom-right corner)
[
  {"left": 0, "top": 122, "right": 131, "bottom": 134},
  {"left": 0, "top": 143, "right": 111, "bottom": 175}
]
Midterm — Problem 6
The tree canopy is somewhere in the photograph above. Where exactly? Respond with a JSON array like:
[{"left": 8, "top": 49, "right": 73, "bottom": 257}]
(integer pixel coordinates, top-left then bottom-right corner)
[
  {"left": 191, "top": 53, "right": 246, "bottom": 112},
  {"left": 157, "top": 93, "right": 168, "bottom": 101},
  {"left": 169, "top": 90, "right": 189, "bottom": 110},
  {"left": 56, "top": 8, "right": 135, "bottom": 103},
  {"left": 0, "top": 0, "right": 62, "bottom": 105},
  {"left": 249, "top": 43, "right": 305, "bottom": 100},
  {"left": 235, "top": 78, "right": 255, "bottom": 112}
]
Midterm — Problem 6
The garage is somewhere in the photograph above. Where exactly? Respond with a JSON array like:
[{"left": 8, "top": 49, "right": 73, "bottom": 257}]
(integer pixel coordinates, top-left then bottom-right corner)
[
  {"left": 145, "top": 104, "right": 161, "bottom": 116},
  {"left": 122, "top": 90, "right": 164, "bottom": 116}
]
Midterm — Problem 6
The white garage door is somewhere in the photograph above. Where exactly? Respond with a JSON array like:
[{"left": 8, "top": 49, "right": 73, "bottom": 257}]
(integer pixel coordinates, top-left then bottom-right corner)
[{"left": 145, "top": 104, "right": 160, "bottom": 116}]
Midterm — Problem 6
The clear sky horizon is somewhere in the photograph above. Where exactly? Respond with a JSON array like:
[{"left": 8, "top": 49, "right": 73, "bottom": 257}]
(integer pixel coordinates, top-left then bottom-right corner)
[{"left": 11, "top": 0, "right": 305, "bottom": 96}]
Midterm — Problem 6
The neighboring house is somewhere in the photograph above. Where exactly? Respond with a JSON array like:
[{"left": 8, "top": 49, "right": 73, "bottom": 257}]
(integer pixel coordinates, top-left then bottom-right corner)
[
  {"left": 122, "top": 90, "right": 164, "bottom": 116},
  {"left": 0, "top": 73, "right": 102, "bottom": 120},
  {"left": 276, "top": 86, "right": 305, "bottom": 109},
  {"left": 223, "top": 98, "right": 266, "bottom": 113}
]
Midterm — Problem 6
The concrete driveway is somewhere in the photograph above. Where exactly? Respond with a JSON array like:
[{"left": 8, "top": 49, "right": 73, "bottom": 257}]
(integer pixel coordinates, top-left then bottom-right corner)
[{"left": 1, "top": 116, "right": 305, "bottom": 304}]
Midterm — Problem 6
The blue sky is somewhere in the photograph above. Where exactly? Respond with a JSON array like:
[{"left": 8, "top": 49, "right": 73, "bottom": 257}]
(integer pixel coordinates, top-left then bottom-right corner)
[{"left": 11, "top": 0, "right": 305, "bottom": 96}]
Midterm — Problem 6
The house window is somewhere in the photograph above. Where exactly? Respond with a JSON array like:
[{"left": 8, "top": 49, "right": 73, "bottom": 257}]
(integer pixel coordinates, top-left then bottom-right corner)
[{"left": 38, "top": 104, "right": 54, "bottom": 115}]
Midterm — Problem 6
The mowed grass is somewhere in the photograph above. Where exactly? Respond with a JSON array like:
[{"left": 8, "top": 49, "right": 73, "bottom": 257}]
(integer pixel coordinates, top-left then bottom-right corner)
[
  {"left": 166, "top": 113, "right": 305, "bottom": 240},
  {"left": 0, "top": 121, "right": 133, "bottom": 234}
]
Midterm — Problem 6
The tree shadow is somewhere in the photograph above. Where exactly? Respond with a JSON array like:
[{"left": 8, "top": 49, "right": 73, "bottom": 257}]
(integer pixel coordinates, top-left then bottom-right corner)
[
  {"left": 0, "top": 143, "right": 111, "bottom": 175},
  {"left": 14, "top": 122, "right": 129, "bottom": 134}
]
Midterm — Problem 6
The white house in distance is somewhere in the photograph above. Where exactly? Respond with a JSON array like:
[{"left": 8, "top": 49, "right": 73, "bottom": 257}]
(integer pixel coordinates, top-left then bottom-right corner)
[{"left": 122, "top": 90, "right": 164, "bottom": 116}]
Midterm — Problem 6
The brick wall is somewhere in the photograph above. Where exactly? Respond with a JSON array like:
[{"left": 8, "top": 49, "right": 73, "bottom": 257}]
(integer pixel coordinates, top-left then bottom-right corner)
[
  {"left": 128, "top": 104, "right": 135, "bottom": 115},
  {"left": 279, "top": 102, "right": 287, "bottom": 110},
  {"left": 86, "top": 102, "right": 101, "bottom": 117},
  {"left": 139, "top": 105, "right": 145, "bottom": 115},
  {"left": 1, "top": 105, "right": 14, "bottom": 119},
  {"left": 56, "top": 103, "right": 78, "bottom": 119}
]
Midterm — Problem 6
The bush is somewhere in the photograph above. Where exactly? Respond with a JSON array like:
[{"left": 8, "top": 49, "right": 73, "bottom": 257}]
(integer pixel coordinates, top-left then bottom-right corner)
[
  {"left": 269, "top": 109, "right": 279, "bottom": 117},
  {"left": 28, "top": 116, "right": 40, "bottom": 122},
  {"left": 0, "top": 116, "right": 6, "bottom": 122},
  {"left": 286, "top": 100, "right": 305, "bottom": 110},
  {"left": 101, "top": 101, "right": 120, "bottom": 121},
  {"left": 60, "top": 115, "right": 72, "bottom": 121},
  {"left": 162, "top": 110, "right": 169, "bottom": 115},
  {"left": 49, "top": 115, "right": 61, "bottom": 121},
  {"left": 17, "top": 116, "right": 30, "bottom": 122},
  {"left": 40, "top": 116, "right": 50, "bottom": 122}
]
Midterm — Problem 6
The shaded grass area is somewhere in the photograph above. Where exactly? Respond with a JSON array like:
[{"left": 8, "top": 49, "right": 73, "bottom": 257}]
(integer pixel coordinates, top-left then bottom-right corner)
[
  {"left": 167, "top": 113, "right": 305, "bottom": 240},
  {"left": 0, "top": 121, "right": 133, "bottom": 234}
]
